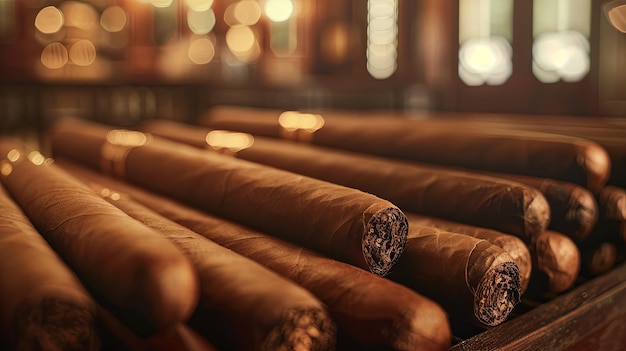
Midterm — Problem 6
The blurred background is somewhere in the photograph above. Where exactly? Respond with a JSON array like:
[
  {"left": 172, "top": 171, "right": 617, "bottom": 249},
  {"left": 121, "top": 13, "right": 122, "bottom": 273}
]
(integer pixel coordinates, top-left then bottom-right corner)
[{"left": 0, "top": 0, "right": 625, "bottom": 137}]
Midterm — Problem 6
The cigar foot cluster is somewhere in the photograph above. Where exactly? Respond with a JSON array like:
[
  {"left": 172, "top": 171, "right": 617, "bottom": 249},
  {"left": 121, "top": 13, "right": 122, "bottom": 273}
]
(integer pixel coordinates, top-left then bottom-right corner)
[
  {"left": 474, "top": 262, "right": 521, "bottom": 327},
  {"left": 14, "top": 296, "right": 99, "bottom": 351},
  {"left": 362, "top": 206, "right": 408, "bottom": 276},
  {"left": 263, "top": 307, "right": 336, "bottom": 351}
]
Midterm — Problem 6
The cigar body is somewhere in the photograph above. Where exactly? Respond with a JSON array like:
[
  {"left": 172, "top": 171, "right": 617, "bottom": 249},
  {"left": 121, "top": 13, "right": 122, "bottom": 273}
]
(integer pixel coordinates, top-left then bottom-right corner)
[
  {"left": 141, "top": 120, "right": 551, "bottom": 242},
  {"left": 0, "top": 177, "right": 100, "bottom": 351},
  {"left": 0, "top": 139, "right": 199, "bottom": 334},
  {"left": 405, "top": 213, "right": 532, "bottom": 295},
  {"left": 200, "top": 106, "right": 611, "bottom": 193},
  {"left": 391, "top": 222, "right": 521, "bottom": 328},
  {"left": 60, "top": 159, "right": 453, "bottom": 351},
  {"left": 98, "top": 188, "right": 337, "bottom": 351},
  {"left": 526, "top": 231, "right": 581, "bottom": 296},
  {"left": 49, "top": 118, "right": 409, "bottom": 277},
  {"left": 598, "top": 186, "right": 626, "bottom": 221}
]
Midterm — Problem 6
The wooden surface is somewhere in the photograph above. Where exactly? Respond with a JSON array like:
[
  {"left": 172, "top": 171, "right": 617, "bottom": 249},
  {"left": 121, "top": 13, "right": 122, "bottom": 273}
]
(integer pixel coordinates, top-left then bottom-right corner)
[{"left": 451, "top": 262, "right": 626, "bottom": 350}]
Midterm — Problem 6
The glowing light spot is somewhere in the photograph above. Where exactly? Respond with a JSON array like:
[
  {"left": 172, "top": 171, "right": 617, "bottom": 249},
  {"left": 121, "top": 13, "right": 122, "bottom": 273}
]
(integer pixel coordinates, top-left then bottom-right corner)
[
  {"left": 264, "top": 0, "right": 294, "bottom": 22},
  {"left": 278, "top": 112, "right": 325, "bottom": 132},
  {"left": 150, "top": 0, "right": 174, "bottom": 8},
  {"left": 186, "top": 0, "right": 214, "bottom": 12},
  {"left": 106, "top": 130, "right": 150, "bottom": 147},
  {"left": 100, "top": 6, "right": 127, "bottom": 33},
  {"left": 0, "top": 162, "right": 12, "bottom": 176},
  {"left": 367, "top": 0, "right": 398, "bottom": 79},
  {"left": 110, "top": 192, "right": 121, "bottom": 201},
  {"left": 41, "top": 42, "right": 69, "bottom": 69},
  {"left": 206, "top": 130, "right": 255, "bottom": 152},
  {"left": 234, "top": 1, "right": 262, "bottom": 26},
  {"left": 458, "top": 36, "right": 512, "bottom": 86},
  {"left": 35, "top": 6, "right": 64, "bottom": 34},
  {"left": 6, "top": 149, "right": 21, "bottom": 162},
  {"left": 69, "top": 40, "right": 96, "bottom": 66},
  {"left": 60, "top": 1, "right": 98, "bottom": 31},
  {"left": 607, "top": 4, "right": 626, "bottom": 33},
  {"left": 28, "top": 151, "right": 45, "bottom": 165},
  {"left": 188, "top": 37, "right": 215, "bottom": 64},
  {"left": 532, "top": 31, "right": 590, "bottom": 83},
  {"left": 225, "top": 25, "right": 260, "bottom": 61},
  {"left": 188, "top": 8, "right": 216, "bottom": 34}
]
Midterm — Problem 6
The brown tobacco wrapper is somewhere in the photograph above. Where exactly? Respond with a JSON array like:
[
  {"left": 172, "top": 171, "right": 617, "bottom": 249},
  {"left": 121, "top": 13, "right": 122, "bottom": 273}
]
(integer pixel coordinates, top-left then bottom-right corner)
[
  {"left": 598, "top": 185, "right": 626, "bottom": 221},
  {"left": 525, "top": 231, "right": 581, "bottom": 297},
  {"left": 0, "top": 176, "right": 100, "bottom": 351},
  {"left": 95, "top": 185, "right": 336, "bottom": 351},
  {"left": 140, "top": 119, "right": 550, "bottom": 242},
  {"left": 60, "top": 159, "right": 452, "bottom": 351},
  {"left": 405, "top": 213, "right": 532, "bottom": 296},
  {"left": 477, "top": 172, "right": 598, "bottom": 241},
  {"left": 49, "top": 118, "right": 409, "bottom": 277},
  {"left": 389, "top": 222, "right": 521, "bottom": 328},
  {"left": 0, "top": 139, "right": 199, "bottom": 335},
  {"left": 200, "top": 106, "right": 611, "bottom": 193}
]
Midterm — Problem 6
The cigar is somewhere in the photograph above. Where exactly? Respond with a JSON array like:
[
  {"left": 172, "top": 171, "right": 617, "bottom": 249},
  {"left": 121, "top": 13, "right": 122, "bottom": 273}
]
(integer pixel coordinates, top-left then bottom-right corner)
[
  {"left": 405, "top": 213, "right": 532, "bottom": 295},
  {"left": 390, "top": 222, "right": 521, "bottom": 328},
  {"left": 0, "top": 138, "right": 199, "bottom": 335},
  {"left": 140, "top": 119, "right": 550, "bottom": 242},
  {"left": 598, "top": 186, "right": 626, "bottom": 221},
  {"left": 49, "top": 118, "right": 409, "bottom": 277},
  {"left": 59, "top": 159, "right": 453, "bottom": 351},
  {"left": 94, "top": 183, "right": 337, "bottom": 351},
  {"left": 580, "top": 242, "right": 618, "bottom": 278},
  {"left": 525, "top": 231, "right": 581, "bottom": 296},
  {"left": 199, "top": 106, "right": 611, "bottom": 193},
  {"left": 0, "top": 173, "right": 100, "bottom": 351},
  {"left": 474, "top": 172, "right": 598, "bottom": 241}
]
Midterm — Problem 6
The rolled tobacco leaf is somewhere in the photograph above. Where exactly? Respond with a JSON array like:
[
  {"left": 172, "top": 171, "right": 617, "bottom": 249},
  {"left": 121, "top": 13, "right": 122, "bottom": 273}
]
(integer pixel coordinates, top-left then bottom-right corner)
[
  {"left": 598, "top": 185, "right": 626, "bottom": 221},
  {"left": 49, "top": 118, "right": 408, "bottom": 277},
  {"left": 405, "top": 213, "right": 532, "bottom": 295},
  {"left": 93, "top": 183, "right": 336, "bottom": 351},
  {"left": 0, "top": 138, "right": 199, "bottom": 335},
  {"left": 140, "top": 119, "right": 550, "bottom": 242},
  {"left": 525, "top": 231, "right": 581, "bottom": 297},
  {"left": 475, "top": 171, "right": 598, "bottom": 241},
  {"left": 389, "top": 219, "right": 521, "bottom": 328},
  {"left": 59, "top": 159, "right": 453, "bottom": 351},
  {"left": 0, "top": 169, "right": 100, "bottom": 351},
  {"left": 199, "top": 106, "right": 611, "bottom": 193}
]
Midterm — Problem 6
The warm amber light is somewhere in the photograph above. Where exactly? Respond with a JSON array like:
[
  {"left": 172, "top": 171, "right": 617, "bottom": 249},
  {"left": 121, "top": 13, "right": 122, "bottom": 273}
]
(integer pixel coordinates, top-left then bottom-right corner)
[
  {"left": 106, "top": 130, "right": 150, "bottom": 147},
  {"left": 606, "top": 1, "right": 626, "bottom": 33},
  {"left": 188, "top": 37, "right": 215, "bottom": 64},
  {"left": 41, "top": 42, "right": 69, "bottom": 69},
  {"left": 186, "top": 0, "right": 214, "bottom": 12},
  {"left": 235, "top": 0, "right": 262, "bottom": 25},
  {"left": 35, "top": 6, "right": 64, "bottom": 34},
  {"left": 225, "top": 25, "right": 261, "bottom": 61},
  {"left": 0, "top": 162, "right": 12, "bottom": 176},
  {"left": 188, "top": 8, "right": 216, "bottom": 34},
  {"left": 278, "top": 112, "right": 325, "bottom": 132},
  {"left": 100, "top": 6, "right": 127, "bottom": 33},
  {"left": 206, "top": 130, "right": 255, "bottom": 152},
  {"left": 6, "top": 149, "right": 21, "bottom": 162},
  {"left": 264, "top": 0, "right": 294, "bottom": 22},
  {"left": 28, "top": 151, "right": 45, "bottom": 166},
  {"left": 150, "top": 0, "right": 174, "bottom": 8},
  {"left": 69, "top": 39, "right": 96, "bottom": 66}
]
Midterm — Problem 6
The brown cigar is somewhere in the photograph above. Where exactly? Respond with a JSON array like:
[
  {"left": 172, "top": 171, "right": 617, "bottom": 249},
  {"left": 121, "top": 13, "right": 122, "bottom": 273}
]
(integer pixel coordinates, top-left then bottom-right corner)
[
  {"left": 140, "top": 119, "right": 550, "bottom": 242},
  {"left": 526, "top": 231, "right": 581, "bottom": 296},
  {"left": 390, "top": 222, "right": 521, "bottom": 328},
  {"left": 59, "top": 159, "right": 452, "bottom": 351},
  {"left": 199, "top": 106, "right": 611, "bottom": 193},
  {"left": 0, "top": 175, "right": 100, "bottom": 351},
  {"left": 598, "top": 186, "right": 626, "bottom": 221},
  {"left": 405, "top": 213, "right": 532, "bottom": 295},
  {"left": 0, "top": 139, "right": 199, "bottom": 335},
  {"left": 49, "top": 118, "right": 409, "bottom": 277}
]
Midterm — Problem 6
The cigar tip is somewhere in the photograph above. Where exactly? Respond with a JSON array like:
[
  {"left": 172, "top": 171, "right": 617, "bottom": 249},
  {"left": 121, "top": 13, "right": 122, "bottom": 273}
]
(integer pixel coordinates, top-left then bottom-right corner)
[
  {"left": 362, "top": 206, "right": 409, "bottom": 276},
  {"left": 474, "top": 261, "right": 521, "bottom": 327},
  {"left": 262, "top": 307, "right": 337, "bottom": 351}
]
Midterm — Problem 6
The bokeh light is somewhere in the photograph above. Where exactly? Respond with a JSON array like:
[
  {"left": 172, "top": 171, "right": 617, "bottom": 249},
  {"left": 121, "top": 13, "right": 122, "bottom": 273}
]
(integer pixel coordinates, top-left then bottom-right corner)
[
  {"left": 188, "top": 8, "right": 216, "bottom": 34},
  {"left": 264, "top": 0, "right": 294, "bottom": 22},
  {"left": 532, "top": 31, "right": 590, "bottom": 83},
  {"left": 69, "top": 39, "right": 96, "bottom": 66},
  {"left": 206, "top": 130, "right": 255, "bottom": 152},
  {"left": 100, "top": 6, "right": 127, "bottom": 33},
  {"left": 367, "top": 0, "right": 398, "bottom": 79},
  {"left": 458, "top": 36, "right": 512, "bottom": 86},
  {"left": 35, "top": 6, "right": 64, "bottom": 34},
  {"left": 188, "top": 36, "right": 215, "bottom": 64},
  {"left": 226, "top": 25, "right": 260, "bottom": 61},
  {"left": 186, "top": 0, "right": 214, "bottom": 12},
  {"left": 150, "top": 0, "right": 174, "bottom": 8},
  {"left": 41, "top": 42, "right": 69, "bottom": 69}
]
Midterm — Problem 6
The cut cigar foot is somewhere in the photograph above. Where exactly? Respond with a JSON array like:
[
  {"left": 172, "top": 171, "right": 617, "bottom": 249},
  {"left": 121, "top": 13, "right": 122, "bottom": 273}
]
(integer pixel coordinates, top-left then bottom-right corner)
[
  {"left": 264, "top": 307, "right": 337, "bottom": 351},
  {"left": 362, "top": 206, "right": 408, "bottom": 276},
  {"left": 13, "top": 295, "right": 100, "bottom": 351},
  {"left": 474, "top": 262, "right": 521, "bottom": 327}
]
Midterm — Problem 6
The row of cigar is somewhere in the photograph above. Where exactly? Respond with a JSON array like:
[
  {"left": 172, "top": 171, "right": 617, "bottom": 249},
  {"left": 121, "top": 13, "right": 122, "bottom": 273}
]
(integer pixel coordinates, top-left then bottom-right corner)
[{"left": 0, "top": 105, "right": 623, "bottom": 350}]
